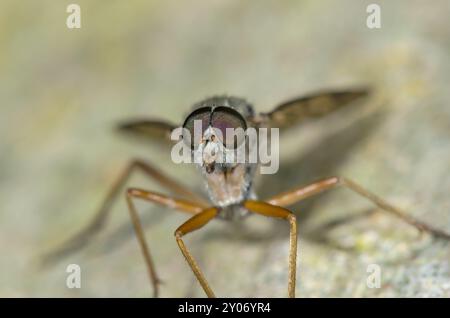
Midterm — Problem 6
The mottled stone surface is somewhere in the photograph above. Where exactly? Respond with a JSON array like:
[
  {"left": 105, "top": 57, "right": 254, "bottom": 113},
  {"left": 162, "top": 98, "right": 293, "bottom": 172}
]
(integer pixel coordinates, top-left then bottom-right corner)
[{"left": 1, "top": 0, "right": 450, "bottom": 297}]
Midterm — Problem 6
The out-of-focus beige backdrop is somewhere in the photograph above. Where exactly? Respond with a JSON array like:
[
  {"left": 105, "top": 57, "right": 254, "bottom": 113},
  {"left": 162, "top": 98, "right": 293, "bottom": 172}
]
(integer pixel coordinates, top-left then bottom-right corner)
[{"left": 1, "top": 0, "right": 450, "bottom": 297}]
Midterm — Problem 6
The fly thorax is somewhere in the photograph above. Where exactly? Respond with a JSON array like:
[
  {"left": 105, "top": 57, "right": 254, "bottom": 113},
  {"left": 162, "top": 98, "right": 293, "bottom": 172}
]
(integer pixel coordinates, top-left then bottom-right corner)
[{"left": 202, "top": 163, "right": 255, "bottom": 207}]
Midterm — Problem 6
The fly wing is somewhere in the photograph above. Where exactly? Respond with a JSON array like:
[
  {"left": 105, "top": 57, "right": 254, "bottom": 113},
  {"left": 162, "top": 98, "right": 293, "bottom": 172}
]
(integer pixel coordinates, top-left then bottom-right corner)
[
  {"left": 117, "top": 119, "right": 178, "bottom": 144},
  {"left": 260, "top": 88, "right": 369, "bottom": 129}
]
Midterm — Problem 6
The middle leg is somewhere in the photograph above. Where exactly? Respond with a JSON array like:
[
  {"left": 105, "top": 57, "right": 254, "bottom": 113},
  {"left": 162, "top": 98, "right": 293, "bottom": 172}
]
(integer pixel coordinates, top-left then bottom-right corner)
[
  {"left": 126, "top": 188, "right": 205, "bottom": 297},
  {"left": 266, "top": 176, "right": 450, "bottom": 239}
]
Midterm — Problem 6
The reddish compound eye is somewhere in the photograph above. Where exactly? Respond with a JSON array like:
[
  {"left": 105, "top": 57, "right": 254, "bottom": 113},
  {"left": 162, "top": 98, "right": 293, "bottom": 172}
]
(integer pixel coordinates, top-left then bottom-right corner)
[
  {"left": 182, "top": 107, "right": 211, "bottom": 149},
  {"left": 211, "top": 107, "right": 247, "bottom": 149}
]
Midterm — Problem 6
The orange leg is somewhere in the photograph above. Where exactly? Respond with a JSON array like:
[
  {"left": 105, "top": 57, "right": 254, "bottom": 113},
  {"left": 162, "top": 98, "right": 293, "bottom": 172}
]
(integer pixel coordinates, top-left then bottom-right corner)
[
  {"left": 174, "top": 207, "right": 219, "bottom": 298},
  {"left": 244, "top": 200, "right": 297, "bottom": 298},
  {"left": 42, "top": 159, "right": 208, "bottom": 265},
  {"left": 174, "top": 202, "right": 297, "bottom": 298},
  {"left": 126, "top": 188, "right": 206, "bottom": 297},
  {"left": 267, "top": 176, "right": 450, "bottom": 239}
]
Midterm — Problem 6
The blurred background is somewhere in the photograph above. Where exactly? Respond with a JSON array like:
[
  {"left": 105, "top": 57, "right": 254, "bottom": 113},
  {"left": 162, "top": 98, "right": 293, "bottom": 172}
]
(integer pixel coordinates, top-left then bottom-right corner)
[{"left": 1, "top": 0, "right": 450, "bottom": 297}]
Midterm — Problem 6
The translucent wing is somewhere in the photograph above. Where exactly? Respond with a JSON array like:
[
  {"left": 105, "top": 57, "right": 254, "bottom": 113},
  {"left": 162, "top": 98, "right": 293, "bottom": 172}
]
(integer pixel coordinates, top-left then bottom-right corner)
[
  {"left": 117, "top": 119, "right": 177, "bottom": 144},
  {"left": 261, "top": 88, "right": 369, "bottom": 129}
]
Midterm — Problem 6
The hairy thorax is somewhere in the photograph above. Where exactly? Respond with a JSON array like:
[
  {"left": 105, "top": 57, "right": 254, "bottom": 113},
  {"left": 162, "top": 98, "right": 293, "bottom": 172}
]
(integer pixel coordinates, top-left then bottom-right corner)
[{"left": 202, "top": 163, "right": 256, "bottom": 220}]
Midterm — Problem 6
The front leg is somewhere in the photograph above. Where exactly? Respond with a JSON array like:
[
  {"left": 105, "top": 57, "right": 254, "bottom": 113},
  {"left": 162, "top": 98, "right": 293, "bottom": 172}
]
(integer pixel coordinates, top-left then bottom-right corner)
[
  {"left": 175, "top": 203, "right": 297, "bottom": 298},
  {"left": 243, "top": 200, "right": 297, "bottom": 298},
  {"left": 174, "top": 207, "right": 219, "bottom": 298}
]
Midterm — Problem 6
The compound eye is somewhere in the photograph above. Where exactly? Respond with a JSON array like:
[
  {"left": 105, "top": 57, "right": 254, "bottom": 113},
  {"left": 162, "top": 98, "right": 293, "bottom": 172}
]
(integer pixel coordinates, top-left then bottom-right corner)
[
  {"left": 211, "top": 107, "right": 247, "bottom": 149},
  {"left": 182, "top": 107, "right": 211, "bottom": 149}
]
